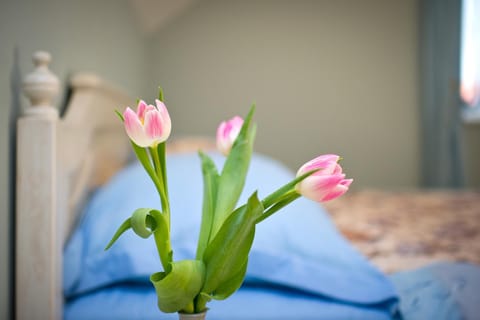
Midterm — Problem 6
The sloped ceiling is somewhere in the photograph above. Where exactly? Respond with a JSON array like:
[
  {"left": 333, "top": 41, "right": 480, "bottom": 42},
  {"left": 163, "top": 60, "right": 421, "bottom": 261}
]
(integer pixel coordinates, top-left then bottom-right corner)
[{"left": 129, "top": 0, "right": 201, "bottom": 34}]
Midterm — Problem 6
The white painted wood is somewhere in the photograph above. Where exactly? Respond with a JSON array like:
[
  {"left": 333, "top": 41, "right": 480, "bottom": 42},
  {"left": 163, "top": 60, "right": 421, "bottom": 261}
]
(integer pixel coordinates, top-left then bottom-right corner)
[
  {"left": 16, "top": 51, "right": 135, "bottom": 320},
  {"left": 16, "top": 51, "right": 61, "bottom": 320},
  {"left": 22, "top": 51, "right": 59, "bottom": 117},
  {"left": 59, "top": 72, "right": 133, "bottom": 241}
]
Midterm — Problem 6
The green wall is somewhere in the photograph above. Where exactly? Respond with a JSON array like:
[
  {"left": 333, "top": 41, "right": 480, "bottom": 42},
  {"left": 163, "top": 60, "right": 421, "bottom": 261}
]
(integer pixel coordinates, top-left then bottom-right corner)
[{"left": 147, "top": 0, "right": 421, "bottom": 188}]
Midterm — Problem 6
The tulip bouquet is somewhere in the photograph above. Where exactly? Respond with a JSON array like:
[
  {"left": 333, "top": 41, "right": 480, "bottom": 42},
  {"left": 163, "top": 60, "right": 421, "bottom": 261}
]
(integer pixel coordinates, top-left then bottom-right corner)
[{"left": 105, "top": 90, "right": 352, "bottom": 319}]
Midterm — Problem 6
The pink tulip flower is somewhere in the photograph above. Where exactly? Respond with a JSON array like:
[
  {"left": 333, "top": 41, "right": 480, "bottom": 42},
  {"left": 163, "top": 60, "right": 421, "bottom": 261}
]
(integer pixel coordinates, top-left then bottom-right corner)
[
  {"left": 123, "top": 99, "right": 171, "bottom": 147},
  {"left": 216, "top": 116, "right": 244, "bottom": 156},
  {"left": 296, "top": 154, "right": 353, "bottom": 202}
]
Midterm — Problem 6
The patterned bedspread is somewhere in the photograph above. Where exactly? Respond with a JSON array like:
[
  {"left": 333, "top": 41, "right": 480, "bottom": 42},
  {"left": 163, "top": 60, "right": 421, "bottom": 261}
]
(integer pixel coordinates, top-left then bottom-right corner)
[{"left": 323, "top": 190, "right": 480, "bottom": 273}]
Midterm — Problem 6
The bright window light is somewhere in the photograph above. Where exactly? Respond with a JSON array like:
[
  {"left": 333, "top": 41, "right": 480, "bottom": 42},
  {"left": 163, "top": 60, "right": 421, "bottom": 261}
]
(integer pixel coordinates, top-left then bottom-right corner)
[{"left": 460, "top": 0, "right": 480, "bottom": 107}]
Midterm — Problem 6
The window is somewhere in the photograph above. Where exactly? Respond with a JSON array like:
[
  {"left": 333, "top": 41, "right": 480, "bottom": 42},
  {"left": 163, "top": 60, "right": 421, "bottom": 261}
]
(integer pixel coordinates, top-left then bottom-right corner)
[{"left": 460, "top": 0, "right": 480, "bottom": 122}]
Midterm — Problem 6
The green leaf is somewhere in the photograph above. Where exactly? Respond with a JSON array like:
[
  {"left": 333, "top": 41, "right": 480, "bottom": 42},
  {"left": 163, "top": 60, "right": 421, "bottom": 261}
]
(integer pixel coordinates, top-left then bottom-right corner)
[
  {"left": 196, "top": 152, "right": 220, "bottom": 260},
  {"left": 158, "top": 87, "right": 165, "bottom": 102},
  {"left": 104, "top": 217, "right": 131, "bottom": 250},
  {"left": 210, "top": 105, "right": 256, "bottom": 238},
  {"left": 201, "top": 192, "right": 263, "bottom": 296},
  {"left": 132, "top": 142, "right": 160, "bottom": 189},
  {"left": 150, "top": 259, "right": 205, "bottom": 313},
  {"left": 114, "top": 109, "right": 124, "bottom": 122},
  {"left": 130, "top": 208, "right": 157, "bottom": 238},
  {"left": 211, "top": 258, "right": 248, "bottom": 300},
  {"left": 105, "top": 207, "right": 172, "bottom": 272}
]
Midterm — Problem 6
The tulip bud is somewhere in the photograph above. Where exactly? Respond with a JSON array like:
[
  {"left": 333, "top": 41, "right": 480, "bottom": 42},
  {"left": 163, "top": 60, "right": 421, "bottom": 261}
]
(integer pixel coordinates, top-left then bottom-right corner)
[
  {"left": 123, "top": 99, "right": 171, "bottom": 148},
  {"left": 296, "top": 154, "right": 353, "bottom": 202},
  {"left": 216, "top": 116, "right": 244, "bottom": 156}
]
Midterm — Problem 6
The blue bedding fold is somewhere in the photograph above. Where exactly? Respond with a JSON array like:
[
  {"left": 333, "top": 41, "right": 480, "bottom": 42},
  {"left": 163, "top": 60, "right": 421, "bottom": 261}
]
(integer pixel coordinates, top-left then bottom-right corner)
[
  {"left": 391, "top": 262, "right": 480, "bottom": 320},
  {"left": 65, "top": 284, "right": 395, "bottom": 320},
  {"left": 65, "top": 262, "right": 480, "bottom": 320}
]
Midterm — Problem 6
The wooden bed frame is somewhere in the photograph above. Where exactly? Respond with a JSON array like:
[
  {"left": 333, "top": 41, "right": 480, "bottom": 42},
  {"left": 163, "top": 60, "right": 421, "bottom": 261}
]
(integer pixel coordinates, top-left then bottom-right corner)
[{"left": 16, "top": 51, "right": 134, "bottom": 320}]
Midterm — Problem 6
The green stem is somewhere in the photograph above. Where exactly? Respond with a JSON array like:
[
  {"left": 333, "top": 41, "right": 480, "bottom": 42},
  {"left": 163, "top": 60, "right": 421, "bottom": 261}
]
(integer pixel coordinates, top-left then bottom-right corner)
[
  {"left": 194, "top": 294, "right": 209, "bottom": 314},
  {"left": 261, "top": 169, "right": 318, "bottom": 209},
  {"left": 150, "top": 210, "right": 172, "bottom": 273},
  {"left": 149, "top": 146, "right": 173, "bottom": 273},
  {"left": 150, "top": 146, "right": 170, "bottom": 227},
  {"left": 181, "top": 301, "right": 195, "bottom": 314},
  {"left": 257, "top": 192, "right": 301, "bottom": 223},
  {"left": 131, "top": 141, "right": 164, "bottom": 208},
  {"left": 157, "top": 143, "right": 170, "bottom": 200},
  {"left": 153, "top": 230, "right": 172, "bottom": 273}
]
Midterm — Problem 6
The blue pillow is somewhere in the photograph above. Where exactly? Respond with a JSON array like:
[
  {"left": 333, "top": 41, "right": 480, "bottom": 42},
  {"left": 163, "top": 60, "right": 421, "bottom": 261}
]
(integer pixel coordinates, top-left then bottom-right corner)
[{"left": 64, "top": 152, "right": 397, "bottom": 308}]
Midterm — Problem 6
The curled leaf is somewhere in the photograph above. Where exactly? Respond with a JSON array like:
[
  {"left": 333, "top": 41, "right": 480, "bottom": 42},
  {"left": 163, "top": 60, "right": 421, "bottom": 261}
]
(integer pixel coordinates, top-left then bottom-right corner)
[
  {"left": 131, "top": 208, "right": 158, "bottom": 238},
  {"left": 151, "top": 260, "right": 205, "bottom": 313}
]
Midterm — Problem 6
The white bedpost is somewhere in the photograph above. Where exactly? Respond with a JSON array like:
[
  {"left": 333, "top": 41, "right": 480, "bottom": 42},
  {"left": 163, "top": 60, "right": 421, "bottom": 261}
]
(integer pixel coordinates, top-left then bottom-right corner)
[{"left": 16, "top": 51, "right": 61, "bottom": 320}]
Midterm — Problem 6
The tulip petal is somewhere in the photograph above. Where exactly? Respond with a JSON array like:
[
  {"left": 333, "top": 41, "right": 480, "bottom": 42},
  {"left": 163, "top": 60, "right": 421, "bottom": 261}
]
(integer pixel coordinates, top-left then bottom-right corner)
[
  {"left": 332, "top": 163, "right": 343, "bottom": 175},
  {"left": 216, "top": 122, "right": 231, "bottom": 156},
  {"left": 216, "top": 116, "right": 244, "bottom": 156},
  {"left": 136, "top": 100, "right": 148, "bottom": 120},
  {"left": 124, "top": 107, "right": 153, "bottom": 147},
  {"left": 155, "top": 99, "right": 172, "bottom": 140},
  {"left": 144, "top": 110, "right": 164, "bottom": 142},
  {"left": 297, "top": 154, "right": 340, "bottom": 176},
  {"left": 297, "top": 174, "right": 345, "bottom": 202},
  {"left": 227, "top": 116, "right": 243, "bottom": 136},
  {"left": 217, "top": 121, "right": 227, "bottom": 140},
  {"left": 341, "top": 178, "right": 353, "bottom": 188},
  {"left": 155, "top": 99, "right": 168, "bottom": 115},
  {"left": 321, "top": 179, "right": 353, "bottom": 201},
  {"left": 295, "top": 154, "right": 351, "bottom": 203},
  {"left": 321, "top": 184, "right": 349, "bottom": 202}
]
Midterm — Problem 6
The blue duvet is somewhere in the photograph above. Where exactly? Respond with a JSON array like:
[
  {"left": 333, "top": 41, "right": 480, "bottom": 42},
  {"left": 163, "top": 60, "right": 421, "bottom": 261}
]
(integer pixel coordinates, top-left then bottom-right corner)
[
  {"left": 63, "top": 152, "right": 480, "bottom": 320},
  {"left": 65, "top": 262, "right": 480, "bottom": 320}
]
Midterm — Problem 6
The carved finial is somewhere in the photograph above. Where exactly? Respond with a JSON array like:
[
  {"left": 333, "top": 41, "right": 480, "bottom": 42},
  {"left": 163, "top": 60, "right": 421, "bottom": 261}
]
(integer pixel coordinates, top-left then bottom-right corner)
[
  {"left": 23, "top": 51, "right": 60, "bottom": 118},
  {"left": 33, "top": 51, "right": 52, "bottom": 68}
]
